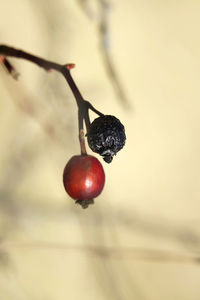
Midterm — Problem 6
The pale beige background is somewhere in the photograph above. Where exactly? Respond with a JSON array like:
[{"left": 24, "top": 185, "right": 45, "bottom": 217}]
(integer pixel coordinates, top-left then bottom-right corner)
[{"left": 0, "top": 0, "right": 200, "bottom": 299}]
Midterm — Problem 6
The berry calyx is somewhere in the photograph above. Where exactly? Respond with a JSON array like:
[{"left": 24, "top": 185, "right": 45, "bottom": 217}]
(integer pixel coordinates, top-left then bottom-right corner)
[
  {"left": 63, "top": 155, "right": 105, "bottom": 208},
  {"left": 87, "top": 115, "right": 126, "bottom": 163}
]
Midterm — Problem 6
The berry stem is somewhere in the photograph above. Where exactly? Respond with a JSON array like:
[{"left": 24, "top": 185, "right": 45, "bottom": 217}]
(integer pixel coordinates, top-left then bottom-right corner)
[
  {"left": 84, "top": 101, "right": 104, "bottom": 117},
  {"left": 78, "top": 109, "right": 87, "bottom": 155}
]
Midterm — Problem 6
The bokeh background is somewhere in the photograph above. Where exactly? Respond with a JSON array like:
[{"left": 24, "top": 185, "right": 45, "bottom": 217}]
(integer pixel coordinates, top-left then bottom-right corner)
[{"left": 1, "top": 0, "right": 200, "bottom": 299}]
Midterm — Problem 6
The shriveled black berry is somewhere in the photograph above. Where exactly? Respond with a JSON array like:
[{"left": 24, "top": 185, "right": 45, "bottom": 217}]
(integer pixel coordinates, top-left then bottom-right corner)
[{"left": 87, "top": 115, "right": 126, "bottom": 163}]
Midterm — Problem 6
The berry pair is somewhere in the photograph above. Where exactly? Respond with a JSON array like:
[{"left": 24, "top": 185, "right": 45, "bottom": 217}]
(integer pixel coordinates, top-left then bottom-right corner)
[{"left": 63, "top": 115, "right": 126, "bottom": 208}]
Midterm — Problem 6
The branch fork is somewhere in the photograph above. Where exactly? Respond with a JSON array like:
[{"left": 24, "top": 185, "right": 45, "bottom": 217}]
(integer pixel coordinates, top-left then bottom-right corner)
[{"left": 0, "top": 45, "right": 103, "bottom": 155}]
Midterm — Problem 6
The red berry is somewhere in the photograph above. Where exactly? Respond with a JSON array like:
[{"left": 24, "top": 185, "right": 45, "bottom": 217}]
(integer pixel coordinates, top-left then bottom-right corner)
[{"left": 63, "top": 155, "right": 105, "bottom": 208}]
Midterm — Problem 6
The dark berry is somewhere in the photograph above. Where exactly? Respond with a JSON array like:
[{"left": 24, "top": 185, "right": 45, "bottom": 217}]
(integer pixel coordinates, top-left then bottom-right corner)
[
  {"left": 87, "top": 115, "right": 126, "bottom": 163},
  {"left": 63, "top": 155, "right": 105, "bottom": 208}
]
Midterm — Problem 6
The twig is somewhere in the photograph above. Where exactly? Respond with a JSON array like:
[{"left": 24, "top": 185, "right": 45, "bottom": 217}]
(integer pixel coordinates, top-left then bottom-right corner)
[{"left": 0, "top": 44, "right": 103, "bottom": 154}]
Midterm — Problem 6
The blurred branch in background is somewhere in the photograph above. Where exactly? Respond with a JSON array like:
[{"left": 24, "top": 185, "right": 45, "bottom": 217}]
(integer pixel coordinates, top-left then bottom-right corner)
[
  {"left": 0, "top": 247, "right": 11, "bottom": 269},
  {"left": 77, "top": 0, "right": 130, "bottom": 108},
  {"left": 2, "top": 240, "right": 200, "bottom": 265}
]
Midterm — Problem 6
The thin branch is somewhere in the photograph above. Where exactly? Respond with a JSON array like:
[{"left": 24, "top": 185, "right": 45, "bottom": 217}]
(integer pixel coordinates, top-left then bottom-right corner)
[
  {"left": 0, "top": 45, "right": 83, "bottom": 106},
  {"left": 0, "top": 44, "right": 104, "bottom": 155},
  {"left": 0, "top": 55, "right": 19, "bottom": 79}
]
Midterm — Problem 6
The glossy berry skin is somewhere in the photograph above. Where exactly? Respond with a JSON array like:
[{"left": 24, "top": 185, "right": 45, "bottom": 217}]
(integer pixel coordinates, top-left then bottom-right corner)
[{"left": 63, "top": 155, "right": 105, "bottom": 208}]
